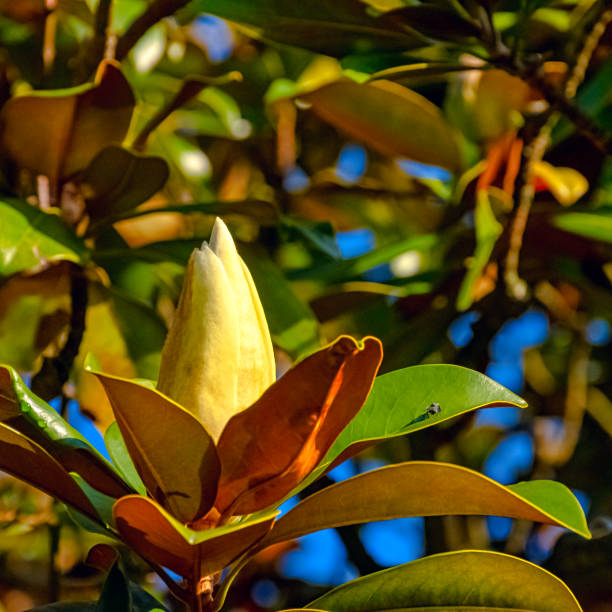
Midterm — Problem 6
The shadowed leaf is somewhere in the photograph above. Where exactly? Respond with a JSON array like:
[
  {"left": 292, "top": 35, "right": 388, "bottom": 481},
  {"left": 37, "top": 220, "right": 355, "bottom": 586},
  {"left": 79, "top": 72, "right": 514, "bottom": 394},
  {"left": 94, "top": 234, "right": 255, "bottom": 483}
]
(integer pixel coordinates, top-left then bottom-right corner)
[
  {"left": 306, "top": 551, "right": 582, "bottom": 611},
  {"left": 241, "top": 245, "right": 320, "bottom": 358},
  {"left": 113, "top": 495, "right": 276, "bottom": 577},
  {"left": 302, "top": 80, "right": 461, "bottom": 170},
  {"left": 191, "top": 0, "right": 425, "bottom": 57},
  {"left": 82, "top": 146, "right": 169, "bottom": 221},
  {"left": 0, "top": 423, "right": 99, "bottom": 521},
  {"left": 1, "top": 60, "right": 134, "bottom": 182},
  {"left": 89, "top": 366, "right": 220, "bottom": 523},
  {"left": 215, "top": 336, "right": 383, "bottom": 515},
  {"left": 261, "top": 461, "right": 589, "bottom": 549}
]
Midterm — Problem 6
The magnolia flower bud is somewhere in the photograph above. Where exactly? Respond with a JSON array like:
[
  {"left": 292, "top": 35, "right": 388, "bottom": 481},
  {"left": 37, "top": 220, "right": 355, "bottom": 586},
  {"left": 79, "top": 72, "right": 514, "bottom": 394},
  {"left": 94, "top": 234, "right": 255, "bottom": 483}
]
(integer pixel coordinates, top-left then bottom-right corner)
[{"left": 157, "top": 218, "right": 275, "bottom": 440}]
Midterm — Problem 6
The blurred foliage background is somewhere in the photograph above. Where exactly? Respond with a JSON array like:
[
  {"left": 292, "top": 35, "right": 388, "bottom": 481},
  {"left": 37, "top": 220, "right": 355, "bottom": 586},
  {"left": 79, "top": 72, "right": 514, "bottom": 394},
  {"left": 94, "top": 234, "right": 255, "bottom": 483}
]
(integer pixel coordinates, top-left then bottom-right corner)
[{"left": 0, "top": 0, "right": 611, "bottom": 610}]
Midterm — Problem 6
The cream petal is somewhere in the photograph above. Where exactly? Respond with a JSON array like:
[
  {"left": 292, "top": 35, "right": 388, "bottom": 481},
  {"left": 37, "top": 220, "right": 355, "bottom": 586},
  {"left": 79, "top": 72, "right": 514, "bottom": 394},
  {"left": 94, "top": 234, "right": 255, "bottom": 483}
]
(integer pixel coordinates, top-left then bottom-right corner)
[
  {"left": 210, "top": 218, "right": 275, "bottom": 411},
  {"left": 157, "top": 246, "right": 239, "bottom": 441}
]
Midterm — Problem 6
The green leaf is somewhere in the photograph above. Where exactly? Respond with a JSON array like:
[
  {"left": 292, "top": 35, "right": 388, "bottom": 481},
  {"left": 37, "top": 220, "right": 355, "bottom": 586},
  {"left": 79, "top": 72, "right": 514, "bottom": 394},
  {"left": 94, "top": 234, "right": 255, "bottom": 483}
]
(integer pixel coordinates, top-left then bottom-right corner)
[
  {"left": 309, "top": 364, "right": 526, "bottom": 482},
  {"left": 190, "top": 0, "right": 425, "bottom": 57},
  {"left": 553, "top": 209, "right": 612, "bottom": 244},
  {"left": 113, "top": 495, "right": 277, "bottom": 577},
  {"left": 306, "top": 551, "right": 582, "bottom": 611},
  {"left": 260, "top": 462, "right": 589, "bottom": 550},
  {"left": 280, "top": 217, "right": 342, "bottom": 259},
  {"left": 302, "top": 80, "right": 461, "bottom": 170},
  {"left": 88, "top": 366, "right": 220, "bottom": 523},
  {"left": 241, "top": 245, "right": 320, "bottom": 357},
  {"left": 82, "top": 146, "right": 169, "bottom": 221},
  {"left": 71, "top": 473, "right": 116, "bottom": 526},
  {"left": 96, "top": 561, "right": 131, "bottom": 612},
  {"left": 0, "top": 423, "right": 99, "bottom": 521},
  {"left": 289, "top": 234, "right": 438, "bottom": 283},
  {"left": 457, "top": 190, "right": 503, "bottom": 311},
  {"left": 0, "top": 364, "right": 130, "bottom": 498},
  {"left": 0, "top": 198, "right": 89, "bottom": 277},
  {"left": 105, "top": 422, "right": 147, "bottom": 496}
]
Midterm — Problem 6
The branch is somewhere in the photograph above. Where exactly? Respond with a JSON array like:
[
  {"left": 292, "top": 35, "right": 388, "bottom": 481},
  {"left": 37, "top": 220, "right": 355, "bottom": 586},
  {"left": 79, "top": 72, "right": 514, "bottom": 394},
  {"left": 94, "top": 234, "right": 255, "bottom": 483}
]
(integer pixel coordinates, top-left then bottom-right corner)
[
  {"left": 31, "top": 265, "right": 88, "bottom": 400},
  {"left": 79, "top": 0, "right": 113, "bottom": 80},
  {"left": 115, "top": 0, "right": 190, "bottom": 61}
]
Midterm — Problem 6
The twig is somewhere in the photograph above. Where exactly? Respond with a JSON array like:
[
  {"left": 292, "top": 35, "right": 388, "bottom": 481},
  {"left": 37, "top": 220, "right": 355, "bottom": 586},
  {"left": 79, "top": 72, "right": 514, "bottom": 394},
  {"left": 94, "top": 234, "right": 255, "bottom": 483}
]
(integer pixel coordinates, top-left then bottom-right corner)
[
  {"left": 503, "top": 7, "right": 612, "bottom": 299},
  {"left": 504, "top": 114, "right": 554, "bottom": 300},
  {"left": 42, "top": 0, "right": 58, "bottom": 79},
  {"left": 48, "top": 519, "right": 60, "bottom": 602},
  {"left": 131, "top": 72, "right": 241, "bottom": 151},
  {"left": 115, "top": 0, "right": 190, "bottom": 61},
  {"left": 31, "top": 265, "right": 88, "bottom": 400},
  {"left": 79, "top": 0, "right": 113, "bottom": 80}
]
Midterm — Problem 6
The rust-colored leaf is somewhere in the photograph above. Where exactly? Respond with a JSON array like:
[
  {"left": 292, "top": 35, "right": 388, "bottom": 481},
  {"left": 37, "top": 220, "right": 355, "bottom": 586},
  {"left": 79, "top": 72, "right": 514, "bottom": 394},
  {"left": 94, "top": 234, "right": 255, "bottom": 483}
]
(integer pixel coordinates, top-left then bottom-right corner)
[
  {"left": 90, "top": 369, "right": 220, "bottom": 523},
  {"left": 0, "top": 423, "right": 99, "bottom": 521},
  {"left": 215, "top": 336, "right": 383, "bottom": 515},
  {"left": 1, "top": 60, "right": 134, "bottom": 182},
  {"left": 85, "top": 543, "right": 119, "bottom": 572},
  {"left": 113, "top": 495, "right": 276, "bottom": 577}
]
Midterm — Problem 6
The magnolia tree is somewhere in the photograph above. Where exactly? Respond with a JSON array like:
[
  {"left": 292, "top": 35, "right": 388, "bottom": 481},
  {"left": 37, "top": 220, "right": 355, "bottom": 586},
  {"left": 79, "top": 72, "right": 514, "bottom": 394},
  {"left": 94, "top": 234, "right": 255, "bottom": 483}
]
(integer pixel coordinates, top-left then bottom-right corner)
[{"left": 0, "top": 220, "right": 589, "bottom": 611}]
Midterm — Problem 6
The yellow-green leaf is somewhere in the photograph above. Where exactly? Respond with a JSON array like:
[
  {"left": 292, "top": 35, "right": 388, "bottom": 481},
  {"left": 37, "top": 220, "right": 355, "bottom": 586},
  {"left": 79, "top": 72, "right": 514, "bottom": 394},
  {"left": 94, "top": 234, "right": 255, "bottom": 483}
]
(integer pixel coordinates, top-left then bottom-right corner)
[
  {"left": 260, "top": 461, "right": 589, "bottom": 549},
  {"left": 306, "top": 551, "right": 582, "bottom": 611},
  {"left": 0, "top": 198, "right": 89, "bottom": 277}
]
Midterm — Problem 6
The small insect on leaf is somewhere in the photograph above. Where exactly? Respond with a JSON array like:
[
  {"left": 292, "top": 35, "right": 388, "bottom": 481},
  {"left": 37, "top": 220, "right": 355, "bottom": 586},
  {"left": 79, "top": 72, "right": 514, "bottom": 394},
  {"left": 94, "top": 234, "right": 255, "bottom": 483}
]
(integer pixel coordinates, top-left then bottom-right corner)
[
  {"left": 404, "top": 402, "right": 442, "bottom": 428},
  {"left": 427, "top": 402, "right": 441, "bottom": 415}
]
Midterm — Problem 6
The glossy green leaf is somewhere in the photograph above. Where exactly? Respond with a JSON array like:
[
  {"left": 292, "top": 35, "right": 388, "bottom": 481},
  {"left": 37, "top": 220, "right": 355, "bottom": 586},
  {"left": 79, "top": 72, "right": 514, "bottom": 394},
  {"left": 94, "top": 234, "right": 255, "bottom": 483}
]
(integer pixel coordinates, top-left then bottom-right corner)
[
  {"left": 306, "top": 551, "right": 582, "bottom": 611},
  {"left": 113, "top": 495, "right": 277, "bottom": 577},
  {"left": 82, "top": 146, "right": 169, "bottom": 221},
  {"left": 302, "top": 80, "right": 461, "bottom": 170},
  {"left": 105, "top": 422, "right": 147, "bottom": 496},
  {"left": 0, "top": 423, "right": 99, "bottom": 521},
  {"left": 261, "top": 461, "right": 589, "bottom": 549},
  {"left": 457, "top": 190, "right": 503, "bottom": 311},
  {"left": 191, "top": 0, "right": 425, "bottom": 57},
  {"left": 553, "top": 208, "right": 612, "bottom": 244},
  {"left": 88, "top": 366, "right": 220, "bottom": 523},
  {"left": 0, "top": 198, "right": 89, "bottom": 277},
  {"left": 308, "top": 364, "right": 526, "bottom": 482},
  {"left": 241, "top": 245, "right": 320, "bottom": 357},
  {"left": 0, "top": 364, "right": 130, "bottom": 498}
]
